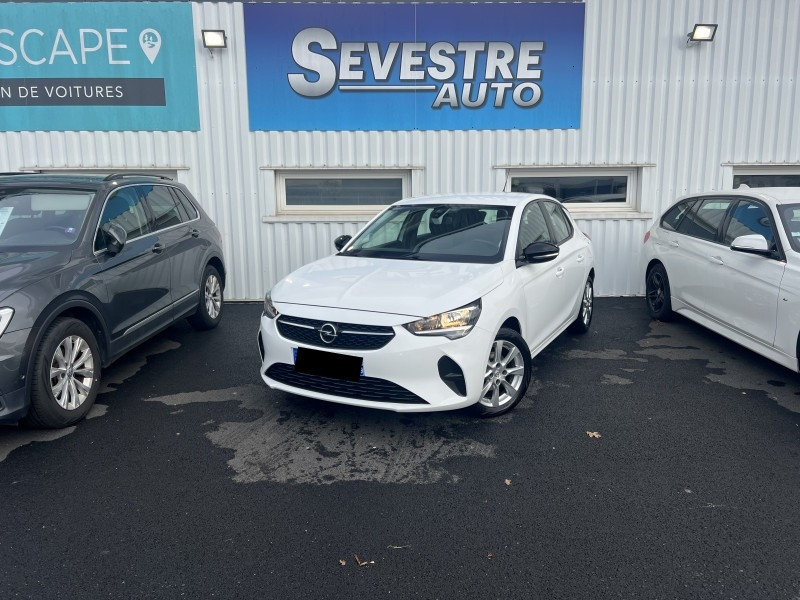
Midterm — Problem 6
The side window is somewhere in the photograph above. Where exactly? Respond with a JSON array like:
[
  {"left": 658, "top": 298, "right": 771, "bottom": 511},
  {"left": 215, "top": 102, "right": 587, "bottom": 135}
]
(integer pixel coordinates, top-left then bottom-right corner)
[
  {"left": 517, "top": 202, "right": 552, "bottom": 256},
  {"left": 95, "top": 187, "right": 150, "bottom": 251},
  {"left": 141, "top": 185, "right": 182, "bottom": 231},
  {"left": 723, "top": 200, "right": 777, "bottom": 249},
  {"left": 542, "top": 202, "right": 573, "bottom": 244},
  {"left": 661, "top": 199, "right": 696, "bottom": 231},
  {"left": 172, "top": 188, "right": 199, "bottom": 220},
  {"left": 676, "top": 198, "right": 734, "bottom": 243}
]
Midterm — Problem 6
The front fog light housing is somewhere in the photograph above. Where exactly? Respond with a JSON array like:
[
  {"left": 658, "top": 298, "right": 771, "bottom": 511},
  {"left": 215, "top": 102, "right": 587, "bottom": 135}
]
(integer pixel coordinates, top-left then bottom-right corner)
[
  {"left": 403, "top": 299, "right": 481, "bottom": 340},
  {"left": 263, "top": 292, "right": 279, "bottom": 319}
]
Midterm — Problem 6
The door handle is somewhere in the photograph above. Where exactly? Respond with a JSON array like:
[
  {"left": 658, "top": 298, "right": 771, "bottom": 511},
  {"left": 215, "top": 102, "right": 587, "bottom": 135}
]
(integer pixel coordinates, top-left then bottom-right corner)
[
  {"left": 152, "top": 243, "right": 165, "bottom": 254},
  {"left": 190, "top": 228, "right": 200, "bottom": 238},
  {"left": 576, "top": 254, "right": 585, "bottom": 263},
  {"left": 555, "top": 267, "right": 565, "bottom": 278},
  {"left": 669, "top": 240, "right": 680, "bottom": 247},
  {"left": 708, "top": 255, "right": 724, "bottom": 265}
]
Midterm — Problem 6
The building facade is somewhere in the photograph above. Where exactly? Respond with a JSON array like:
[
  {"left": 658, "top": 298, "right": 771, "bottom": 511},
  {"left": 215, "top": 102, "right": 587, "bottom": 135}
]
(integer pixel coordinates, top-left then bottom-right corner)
[{"left": 1, "top": 0, "right": 798, "bottom": 299}]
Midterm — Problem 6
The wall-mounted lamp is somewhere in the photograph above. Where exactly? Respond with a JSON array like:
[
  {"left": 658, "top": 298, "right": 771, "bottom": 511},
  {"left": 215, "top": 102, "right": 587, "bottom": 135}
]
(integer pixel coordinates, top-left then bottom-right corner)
[
  {"left": 202, "top": 29, "right": 227, "bottom": 57},
  {"left": 687, "top": 23, "right": 717, "bottom": 45}
]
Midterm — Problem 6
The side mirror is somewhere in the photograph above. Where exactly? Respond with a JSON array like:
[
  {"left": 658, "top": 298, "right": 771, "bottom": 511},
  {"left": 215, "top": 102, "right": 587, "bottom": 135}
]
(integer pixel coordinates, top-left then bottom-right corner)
[
  {"left": 730, "top": 234, "right": 771, "bottom": 256},
  {"left": 334, "top": 234, "right": 352, "bottom": 252},
  {"left": 522, "top": 242, "right": 560, "bottom": 263},
  {"left": 102, "top": 222, "right": 127, "bottom": 255}
]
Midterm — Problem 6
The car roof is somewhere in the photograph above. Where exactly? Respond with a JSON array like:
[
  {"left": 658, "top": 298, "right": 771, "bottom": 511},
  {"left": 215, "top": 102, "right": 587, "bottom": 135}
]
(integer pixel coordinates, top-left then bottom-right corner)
[
  {"left": 394, "top": 192, "right": 554, "bottom": 207},
  {"left": 675, "top": 187, "right": 800, "bottom": 207},
  {"left": 0, "top": 173, "right": 175, "bottom": 189}
]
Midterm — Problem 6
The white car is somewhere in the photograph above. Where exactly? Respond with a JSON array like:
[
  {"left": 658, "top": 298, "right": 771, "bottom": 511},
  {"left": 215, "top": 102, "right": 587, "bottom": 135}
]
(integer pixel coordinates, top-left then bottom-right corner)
[
  {"left": 643, "top": 187, "right": 800, "bottom": 371},
  {"left": 259, "top": 193, "right": 595, "bottom": 416}
]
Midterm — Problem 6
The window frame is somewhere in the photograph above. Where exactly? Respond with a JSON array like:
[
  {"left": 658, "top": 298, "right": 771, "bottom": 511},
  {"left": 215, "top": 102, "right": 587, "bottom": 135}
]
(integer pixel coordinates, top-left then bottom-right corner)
[
  {"left": 93, "top": 183, "right": 198, "bottom": 255},
  {"left": 660, "top": 199, "right": 698, "bottom": 232},
  {"left": 515, "top": 200, "right": 553, "bottom": 259},
  {"left": 721, "top": 197, "right": 785, "bottom": 261},
  {"left": 508, "top": 167, "right": 639, "bottom": 212},
  {"left": 540, "top": 200, "right": 574, "bottom": 245},
  {"left": 675, "top": 196, "right": 737, "bottom": 245},
  {"left": 732, "top": 166, "right": 800, "bottom": 189},
  {"left": 93, "top": 184, "right": 153, "bottom": 253},
  {"left": 276, "top": 169, "right": 411, "bottom": 216},
  {"left": 140, "top": 184, "right": 185, "bottom": 233}
]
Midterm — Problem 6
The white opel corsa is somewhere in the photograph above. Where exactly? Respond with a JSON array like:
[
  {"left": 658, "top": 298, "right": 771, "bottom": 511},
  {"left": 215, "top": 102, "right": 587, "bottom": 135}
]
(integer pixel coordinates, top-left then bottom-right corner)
[
  {"left": 259, "top": 193, "right": 595, "bottom": 416},
  {"left": 643, "top": 187, "right": 800, "bottom": 371}
]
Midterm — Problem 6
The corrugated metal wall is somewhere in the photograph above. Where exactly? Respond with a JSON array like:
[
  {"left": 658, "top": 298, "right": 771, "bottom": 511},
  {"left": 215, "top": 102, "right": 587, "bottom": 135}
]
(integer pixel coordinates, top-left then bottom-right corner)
[{"left": 2, "top": 0, "right": 798, "bottom": 299}]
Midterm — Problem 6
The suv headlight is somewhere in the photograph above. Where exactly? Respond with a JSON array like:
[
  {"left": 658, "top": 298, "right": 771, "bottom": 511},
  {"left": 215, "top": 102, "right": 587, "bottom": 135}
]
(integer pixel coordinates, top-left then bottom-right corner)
[
  {"left": 403, "top": 300, "right": 481, "bottom": 340},
  {"left": 263, "top": 292, "right": 279, "bottom": 319},
  {"left": 0, "top": 307, "right": 13, "bottom": 337}
]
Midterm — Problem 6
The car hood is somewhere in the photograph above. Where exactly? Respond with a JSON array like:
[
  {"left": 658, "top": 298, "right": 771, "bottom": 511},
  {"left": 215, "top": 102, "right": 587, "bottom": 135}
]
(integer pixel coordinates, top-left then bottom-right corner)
[
  {"left": 272, "top": 255, "right": 505, "bottom": 318},
  {"left": 0, "top": 250, "right": 71, "bottom": 302}
]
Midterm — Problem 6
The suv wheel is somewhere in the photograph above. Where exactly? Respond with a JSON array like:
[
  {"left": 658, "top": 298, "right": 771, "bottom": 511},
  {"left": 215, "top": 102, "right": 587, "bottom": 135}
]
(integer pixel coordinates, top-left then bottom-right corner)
[
  {"left": 25, "top": 317, "right": 101, "bottom": 429},
  {"left": 188, "top": 265, "right": 223, "bottom": 330}
]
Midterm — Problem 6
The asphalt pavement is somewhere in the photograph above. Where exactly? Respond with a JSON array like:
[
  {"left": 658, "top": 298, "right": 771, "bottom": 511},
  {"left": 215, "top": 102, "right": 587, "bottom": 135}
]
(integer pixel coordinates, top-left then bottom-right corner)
[{"left": 2, "top": 298, "right": 799, "bottom": 600}]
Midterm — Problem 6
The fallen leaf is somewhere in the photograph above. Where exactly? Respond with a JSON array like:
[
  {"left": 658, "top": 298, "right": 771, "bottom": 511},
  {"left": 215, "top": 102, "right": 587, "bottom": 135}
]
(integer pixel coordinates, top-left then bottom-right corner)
[
  {"left": 339, "top": 560, "right": 346, "bottom": 566},
  {"left": 586, "top": 431, "right": 602, "bottom": 439},
  {"left": 504, "top": 479, "right": 512, "bottom": 486},
  {"left": 354, "top": 554, "right": 375, "bottom": 567}
]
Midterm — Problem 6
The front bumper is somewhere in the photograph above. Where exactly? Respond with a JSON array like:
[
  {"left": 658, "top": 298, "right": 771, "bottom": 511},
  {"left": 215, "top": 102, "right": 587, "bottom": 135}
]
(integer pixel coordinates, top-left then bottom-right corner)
[
  {"left": 258, "top": 310, "right": 494, "bottom": 413},
  {"left": 0, "top": 328, "right": 32, "bottom": 423}
]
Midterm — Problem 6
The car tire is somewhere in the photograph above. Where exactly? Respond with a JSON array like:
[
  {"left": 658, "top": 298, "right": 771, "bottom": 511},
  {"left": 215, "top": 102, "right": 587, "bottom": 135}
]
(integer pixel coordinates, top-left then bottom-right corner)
[
  {"left": 568, "top": 276, "right": 594, "bottom": 334},
  {"left": 188, "top": 265, "right": 223, "bottom": 330},
  {"left": 25, "top": 317, "right": 101, "bottom": 429},
  {"left": 473, "top": 328, "right": 532, "bottom": 418},
  {"left": 646, "top": 263, "right": 673, "bottom": 321}
]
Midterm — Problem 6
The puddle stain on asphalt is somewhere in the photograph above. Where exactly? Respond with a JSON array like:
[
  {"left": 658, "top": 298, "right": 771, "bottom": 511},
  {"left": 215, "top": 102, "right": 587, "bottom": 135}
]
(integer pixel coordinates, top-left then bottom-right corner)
[
  {"left": 0, "top": 426, "right": 76, "bottom": 463},
  {"left": 146, "top": 384, "right": 496, "bottom": 485},
  {"left": 635, "top": 320, "right": 800, "bottom": 414},
  {"left": 0, "top": 338, "right": 181, "bottom": 463},
  {"left": 100, "top": 339, "right": 181, "bottom": 393},
  {"left": 562, "top": 348, "right": 648, "bottom": 362},
  {"left": 601, "top": 374, "right": 633, "bottom": 385}
]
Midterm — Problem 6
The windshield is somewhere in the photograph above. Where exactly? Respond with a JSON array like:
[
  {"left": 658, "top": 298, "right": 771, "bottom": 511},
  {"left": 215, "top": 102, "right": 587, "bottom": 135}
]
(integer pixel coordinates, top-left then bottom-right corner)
[
  {"left": 340, "top": 204, "right": 514, "bottom": 263},
  {"left": 0, "top": 188, "right": 94, "bottom": 247},
  {"left": 778, "top": 203, "right": 800, "bottom": 252}
]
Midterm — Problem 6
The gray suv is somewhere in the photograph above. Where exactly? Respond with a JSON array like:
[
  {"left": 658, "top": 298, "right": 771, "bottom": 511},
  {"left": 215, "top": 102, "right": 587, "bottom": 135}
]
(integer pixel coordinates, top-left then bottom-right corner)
[{"left": 0, "top": 173, "right": 225, "bottom": 428}]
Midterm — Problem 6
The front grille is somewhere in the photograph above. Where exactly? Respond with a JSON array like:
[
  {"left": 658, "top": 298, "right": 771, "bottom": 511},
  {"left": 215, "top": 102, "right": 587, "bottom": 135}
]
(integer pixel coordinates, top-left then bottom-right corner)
[
  {"left": 276, "top": 315, "right": 395, "bottom": 350},
  {"left": 266, "top": 363, "right": 428, "bottom": 405}
]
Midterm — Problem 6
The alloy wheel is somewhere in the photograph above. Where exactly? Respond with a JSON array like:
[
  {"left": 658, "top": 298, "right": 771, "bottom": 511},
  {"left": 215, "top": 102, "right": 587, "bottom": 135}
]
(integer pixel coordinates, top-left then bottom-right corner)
[
  {"left": 479, "top": 340, "right": 526, "bottom": 409},
  {"left": 49, "top": 335, "right": 95, "bottom": 411},
  {"left": 205, "top": 274, "right": 222, "bottom": 319},
  {"left": 647, "top": 270, "right": 665, "bottom": 312},
  {"left": 581, "top": 279, "right": 593, "bottom": 326}
]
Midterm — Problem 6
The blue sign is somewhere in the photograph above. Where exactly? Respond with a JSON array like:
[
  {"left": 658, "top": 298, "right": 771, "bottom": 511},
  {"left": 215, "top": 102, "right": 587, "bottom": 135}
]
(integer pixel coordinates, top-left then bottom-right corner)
[
  {"left": 244, "top": 3, "right": 584, "bottom": 131},
  {"left": 0, "top": 2, "right": 199, "bottom": 131}
]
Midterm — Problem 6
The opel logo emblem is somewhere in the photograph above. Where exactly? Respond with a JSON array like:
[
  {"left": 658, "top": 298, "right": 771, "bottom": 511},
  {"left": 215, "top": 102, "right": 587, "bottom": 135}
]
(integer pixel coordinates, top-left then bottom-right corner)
[{"left": 319, "top": 323, "right": 338, "bottom": 344}]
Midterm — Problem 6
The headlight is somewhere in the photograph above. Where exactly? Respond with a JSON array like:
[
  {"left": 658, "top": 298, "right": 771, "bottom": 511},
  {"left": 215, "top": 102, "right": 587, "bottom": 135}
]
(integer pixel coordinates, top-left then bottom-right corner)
[
  {"left": 403, "top": 299, "right": 481, "bottom": 340},
  {"left": 0, "top": 307, "right": 13, "bottom": 337},
  {"left": 263, "top": 292, "right": 279, "bottom": 319}
]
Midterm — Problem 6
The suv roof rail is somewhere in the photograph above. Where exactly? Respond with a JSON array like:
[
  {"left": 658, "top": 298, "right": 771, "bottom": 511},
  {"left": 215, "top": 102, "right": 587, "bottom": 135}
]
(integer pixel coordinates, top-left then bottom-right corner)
[
  {"left": 0, "top": 170, "right": 42, "bottom": 176},
  {"left": 103, "top": 172, "right": 173, "bottom": 182}
]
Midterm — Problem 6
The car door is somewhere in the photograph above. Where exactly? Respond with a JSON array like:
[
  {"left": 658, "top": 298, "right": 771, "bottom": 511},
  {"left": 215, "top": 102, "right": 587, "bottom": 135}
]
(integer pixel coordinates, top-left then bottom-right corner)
[
  {"left": 666, "top": 197, "right": 736, "bottom": 312},
  {"left": 541, "top": 201, "right": 587, "bottom": 327},
  {"left": 514, "top": 201, "right": 570, "bottom": 352},
  {"left": 139, "top": 184, "right": 203, "bottom": 318},
  {"left": 706, "top": 198, "right": 785, "bottom": 345},
  {"left": 94, "top": 185, "right": 173, "bottom": 351}
]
